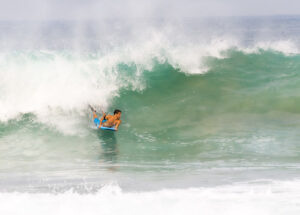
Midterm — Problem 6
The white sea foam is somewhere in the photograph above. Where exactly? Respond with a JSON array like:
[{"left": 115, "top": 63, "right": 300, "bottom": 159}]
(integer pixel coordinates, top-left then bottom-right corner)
[
  {"left": 0, "top": 50, "right": 144, "bottom": 134},
  {"left": 1, "top": 181, "right": 300, "bottom": 215}
]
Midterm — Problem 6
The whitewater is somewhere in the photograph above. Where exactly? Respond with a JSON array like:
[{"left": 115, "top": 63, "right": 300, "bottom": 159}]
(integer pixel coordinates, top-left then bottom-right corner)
[{"left": 1, "top": 16, "right": 300, "bottom": 214}]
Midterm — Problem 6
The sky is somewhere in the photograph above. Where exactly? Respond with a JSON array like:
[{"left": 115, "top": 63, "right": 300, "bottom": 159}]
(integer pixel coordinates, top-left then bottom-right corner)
[{"left": 0, "top": 0, "right": 300, "bottom": 20}]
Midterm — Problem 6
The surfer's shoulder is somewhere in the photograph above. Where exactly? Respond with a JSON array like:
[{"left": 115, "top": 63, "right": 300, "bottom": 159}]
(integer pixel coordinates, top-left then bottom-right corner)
[{"left": 105, "top": 114, "right": 113, "bottom": 119}]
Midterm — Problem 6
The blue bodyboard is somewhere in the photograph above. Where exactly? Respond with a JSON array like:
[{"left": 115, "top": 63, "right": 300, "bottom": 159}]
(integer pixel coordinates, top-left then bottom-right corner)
[
  {"left": 94, "top": 118, "right": 116, "bottom": 131},
  {"left": 100, "top": 126, "right": 116, "bottom": 131}
]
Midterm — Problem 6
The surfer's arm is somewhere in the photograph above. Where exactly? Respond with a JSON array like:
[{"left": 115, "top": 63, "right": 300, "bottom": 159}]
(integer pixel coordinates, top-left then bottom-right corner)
[{"left": 114, "top": 120, "right": 122, "bottom": 131}]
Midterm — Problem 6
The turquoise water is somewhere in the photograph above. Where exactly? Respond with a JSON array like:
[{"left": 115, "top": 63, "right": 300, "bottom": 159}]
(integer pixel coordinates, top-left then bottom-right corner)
[{"left": 1, "top": 16, "right": 300, "bottom": 214}]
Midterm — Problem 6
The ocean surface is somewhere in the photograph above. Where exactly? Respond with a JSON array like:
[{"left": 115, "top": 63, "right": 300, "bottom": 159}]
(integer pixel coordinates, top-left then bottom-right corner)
[{"left": 1, "top": 16, "right": 300, "bottom": 214}]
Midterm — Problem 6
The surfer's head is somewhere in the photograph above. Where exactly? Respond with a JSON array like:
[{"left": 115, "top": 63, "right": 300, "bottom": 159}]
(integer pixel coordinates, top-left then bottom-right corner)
[{"left": 114, "top": 109, "right": 122, "bottom": 119}]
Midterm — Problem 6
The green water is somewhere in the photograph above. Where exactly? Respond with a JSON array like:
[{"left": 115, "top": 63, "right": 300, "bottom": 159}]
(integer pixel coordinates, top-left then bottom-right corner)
[{"left": 111, "top": 50, "right": 300, "bottom": 166}]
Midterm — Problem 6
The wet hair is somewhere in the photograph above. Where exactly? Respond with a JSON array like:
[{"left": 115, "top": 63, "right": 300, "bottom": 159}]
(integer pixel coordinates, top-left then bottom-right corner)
[{"left": 114, "top": 109, "right": 122, "bottom": 115}]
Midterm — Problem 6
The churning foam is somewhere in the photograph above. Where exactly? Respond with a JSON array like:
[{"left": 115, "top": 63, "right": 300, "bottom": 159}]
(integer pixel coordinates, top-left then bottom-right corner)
[
  {"left": 1, "top": 180, "right": 300, "bottom": 215},
  {"left": 0, "top": 50, "right": 146, "bottom": 133}
]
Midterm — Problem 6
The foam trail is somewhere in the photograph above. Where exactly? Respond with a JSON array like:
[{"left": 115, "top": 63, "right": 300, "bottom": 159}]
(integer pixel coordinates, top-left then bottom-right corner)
[{"left": 1, "top": 181, "right": 300, "bottom": 215}]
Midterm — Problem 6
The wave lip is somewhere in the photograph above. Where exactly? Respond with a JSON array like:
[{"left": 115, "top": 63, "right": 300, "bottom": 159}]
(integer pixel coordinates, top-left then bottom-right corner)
[{"left": 242, "top": 40, "right": 300, "bottom": 55}]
